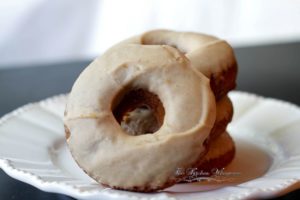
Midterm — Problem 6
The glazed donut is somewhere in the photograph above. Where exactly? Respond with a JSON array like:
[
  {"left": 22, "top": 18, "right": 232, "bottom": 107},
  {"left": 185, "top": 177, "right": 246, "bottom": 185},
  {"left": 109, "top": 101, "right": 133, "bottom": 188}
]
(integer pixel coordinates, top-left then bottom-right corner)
[
  {"left": 178, "top": 97, "right": 234, "bottom": 183},
  {"left": 198, "top": 131, "right": 235, "bottom": 174},
  {"left": 209, "top": 96, "right": 233, "bottom": 141},
  {"left": 64, "top": 44, "right": 216, "bottom": 191},
  {"left": 181, "top": 131, "right": 235, "bottom": 182},
  {"left": 117, "top": 29, "right": 238, "bottom": 100}
]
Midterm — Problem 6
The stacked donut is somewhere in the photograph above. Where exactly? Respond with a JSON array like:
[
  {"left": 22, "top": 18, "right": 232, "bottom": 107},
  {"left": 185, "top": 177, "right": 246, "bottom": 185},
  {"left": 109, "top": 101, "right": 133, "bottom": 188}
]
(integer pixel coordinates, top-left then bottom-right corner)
[{"left": 64, "top": 30, "right": 238, "bottom": 192}]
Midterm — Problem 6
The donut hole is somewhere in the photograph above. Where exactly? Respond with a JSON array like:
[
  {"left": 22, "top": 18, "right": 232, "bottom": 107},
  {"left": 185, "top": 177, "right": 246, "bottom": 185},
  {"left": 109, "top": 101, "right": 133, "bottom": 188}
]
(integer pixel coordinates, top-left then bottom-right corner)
[{"left": 113, "top": 89, "right": 165, "bottom": 136}]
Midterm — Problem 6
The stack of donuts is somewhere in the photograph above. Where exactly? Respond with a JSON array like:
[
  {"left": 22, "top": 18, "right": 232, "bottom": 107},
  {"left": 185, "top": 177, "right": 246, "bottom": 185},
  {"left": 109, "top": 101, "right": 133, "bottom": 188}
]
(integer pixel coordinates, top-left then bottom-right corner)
[{"left": 64, "top": 30, "right": 238, "bottom": 192}]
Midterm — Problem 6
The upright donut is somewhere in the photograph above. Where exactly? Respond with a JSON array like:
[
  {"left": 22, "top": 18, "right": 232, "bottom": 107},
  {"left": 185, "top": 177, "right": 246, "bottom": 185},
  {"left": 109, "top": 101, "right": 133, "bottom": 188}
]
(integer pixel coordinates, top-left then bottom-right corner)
[
  {"left": 112, "top": 29, "right": 237, "bottom": 182},
  {"left": 117, "top": 29, "right": 238, "bottom": 100},
  {"left": 64, "top": 44, "right": 216, "bottom": 192}
]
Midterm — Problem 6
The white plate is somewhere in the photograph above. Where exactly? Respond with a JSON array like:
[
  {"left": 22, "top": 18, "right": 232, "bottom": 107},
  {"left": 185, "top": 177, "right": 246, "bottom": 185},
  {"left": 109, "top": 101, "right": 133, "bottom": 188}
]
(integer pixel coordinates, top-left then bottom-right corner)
[{"left": 0, "top": 91, "right": 300, "bottom": 200}]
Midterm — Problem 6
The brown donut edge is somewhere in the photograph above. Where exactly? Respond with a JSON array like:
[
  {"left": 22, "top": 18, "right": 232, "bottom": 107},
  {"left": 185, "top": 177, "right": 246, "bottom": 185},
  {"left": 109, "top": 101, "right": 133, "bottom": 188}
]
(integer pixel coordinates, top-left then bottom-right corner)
[
  {"left": 179, "top": 132, "right": 236, "bottom": 183},
  {"left": 211, "top": 59, "right": 238, "bottom": 100},
  {"left": 208, "top": 97, "right": 233, "bottom": 141}
]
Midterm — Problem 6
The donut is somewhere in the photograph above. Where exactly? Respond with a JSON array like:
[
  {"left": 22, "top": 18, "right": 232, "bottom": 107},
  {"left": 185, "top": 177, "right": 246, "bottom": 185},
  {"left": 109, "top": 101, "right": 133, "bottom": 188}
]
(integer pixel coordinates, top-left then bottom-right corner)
[
  {"left": 178, "top": 97, "right": 234, "bottom": 183},
  {"left": 198, "top": 131, "right": 235, "bottom": 174},
  {"left": 209, "top": 96, "right": 233, "bottom": 141},
  {"left": 180, "top": 131, "right": 235, "bottom": 182},
  {"left": 117, "top": 29, "right": 238, "bottom": 100},
  {"left": 64, "top": 44, "right": 216, "bottom": 192}
]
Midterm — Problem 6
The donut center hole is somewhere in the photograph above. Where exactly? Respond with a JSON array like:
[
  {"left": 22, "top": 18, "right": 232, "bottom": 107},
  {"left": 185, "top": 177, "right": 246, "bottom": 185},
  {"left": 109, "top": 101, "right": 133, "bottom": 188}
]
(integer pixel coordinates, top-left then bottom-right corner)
[{"left": 113, "top": 89, "right": 165, "bottom": 136}]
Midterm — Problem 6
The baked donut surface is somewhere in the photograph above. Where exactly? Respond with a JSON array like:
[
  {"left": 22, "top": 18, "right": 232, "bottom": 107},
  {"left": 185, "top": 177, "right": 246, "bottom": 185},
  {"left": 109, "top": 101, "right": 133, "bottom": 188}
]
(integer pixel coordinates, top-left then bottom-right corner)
[
  {"left": 180, "top": 131, "right": 235, "bottom": 183},
  {"left": 117, "top": 29, "right": 237, "bottom": 100},
  {"left": 209, "top": 96, "right": 233, "bottom": 141},
  {"left": 64, "top": 44, "right": 216, "bottom": 191},
  {"left": 199, "top": 131, "right": 235, "bottom": 171}
]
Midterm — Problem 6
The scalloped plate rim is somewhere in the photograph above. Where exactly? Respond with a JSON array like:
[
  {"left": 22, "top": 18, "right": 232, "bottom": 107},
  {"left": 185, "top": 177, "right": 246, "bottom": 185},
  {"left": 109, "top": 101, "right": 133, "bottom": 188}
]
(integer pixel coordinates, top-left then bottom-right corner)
[{"left": 0, "top": 91, "right": 299, "bottom": 200}]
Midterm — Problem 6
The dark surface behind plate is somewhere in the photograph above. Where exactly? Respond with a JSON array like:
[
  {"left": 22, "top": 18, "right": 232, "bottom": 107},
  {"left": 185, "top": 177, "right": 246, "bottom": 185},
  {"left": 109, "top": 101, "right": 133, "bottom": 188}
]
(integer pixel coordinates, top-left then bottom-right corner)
[{"left": 0, "top": 42, "right": 300, "bottom": 199}]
